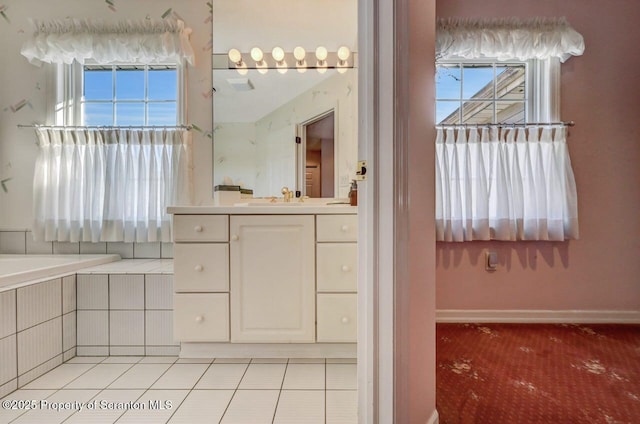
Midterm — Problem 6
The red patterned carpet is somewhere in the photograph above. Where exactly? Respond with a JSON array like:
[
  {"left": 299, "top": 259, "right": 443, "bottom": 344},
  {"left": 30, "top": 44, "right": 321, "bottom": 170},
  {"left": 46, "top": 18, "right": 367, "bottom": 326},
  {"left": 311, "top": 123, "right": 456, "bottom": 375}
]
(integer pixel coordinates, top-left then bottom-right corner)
[{"left": 436, "top": 323, "right": 640, "bottom": 424}]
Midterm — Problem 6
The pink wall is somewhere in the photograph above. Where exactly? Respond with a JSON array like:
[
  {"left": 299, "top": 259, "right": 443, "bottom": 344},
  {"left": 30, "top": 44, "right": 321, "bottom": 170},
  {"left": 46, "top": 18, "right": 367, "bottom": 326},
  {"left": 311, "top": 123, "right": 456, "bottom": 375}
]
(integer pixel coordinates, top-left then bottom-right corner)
[{"left": 436, "top": 0, "right": 640, "bottom": 311}]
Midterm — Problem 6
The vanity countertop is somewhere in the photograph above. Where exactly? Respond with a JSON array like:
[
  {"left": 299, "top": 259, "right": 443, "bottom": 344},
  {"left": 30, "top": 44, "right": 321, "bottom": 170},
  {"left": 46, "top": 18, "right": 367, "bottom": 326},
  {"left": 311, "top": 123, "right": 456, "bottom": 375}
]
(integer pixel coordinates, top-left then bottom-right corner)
[{"left": 168, "top": 204, "right": 357, "bottom": 215}]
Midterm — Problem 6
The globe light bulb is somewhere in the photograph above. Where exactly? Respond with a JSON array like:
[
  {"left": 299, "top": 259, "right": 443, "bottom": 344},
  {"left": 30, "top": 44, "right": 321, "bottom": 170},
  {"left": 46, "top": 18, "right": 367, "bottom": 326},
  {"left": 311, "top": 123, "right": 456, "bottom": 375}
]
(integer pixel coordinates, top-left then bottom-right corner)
[
  {"left": 337, "top": 46, "right": 351, "bottom": 61},
  {"left": 228, "top": 48, "right": 242, "bottom": 64},
  {"left": 250, "top": 47, "right": 264, "bottom": 63},
  {"left": 272, "top": 47, "right": 285, "bottom": 63},
  {"left": 293, "top": 46, "right": 306, "bottom": 62},
  {"left": 315, "top": 46, "right": 328, "bottom": 62}
]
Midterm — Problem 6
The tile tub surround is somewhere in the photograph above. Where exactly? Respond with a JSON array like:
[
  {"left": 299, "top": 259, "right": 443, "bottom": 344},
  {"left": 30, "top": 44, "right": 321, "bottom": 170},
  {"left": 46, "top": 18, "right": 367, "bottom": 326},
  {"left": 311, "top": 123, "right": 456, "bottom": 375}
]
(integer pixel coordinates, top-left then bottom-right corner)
[
  {"left": 0, "top": 230, "right": 174, "bottom": 259},
  {"left": 0, "top": 275, "right": 77, "bottom": 399},
  {"left": 0, "top": 357, "right": 358, "bottom": 424},
  {"left": 75, "top": 267, "right": 177, "bottom": 357}
]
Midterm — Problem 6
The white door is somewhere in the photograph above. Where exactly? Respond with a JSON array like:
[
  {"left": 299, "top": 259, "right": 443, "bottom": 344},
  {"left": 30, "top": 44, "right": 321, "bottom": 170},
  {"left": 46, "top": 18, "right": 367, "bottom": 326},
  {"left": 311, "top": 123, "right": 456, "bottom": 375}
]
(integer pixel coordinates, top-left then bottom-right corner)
[{"left": 229, "top": 215, "right": 315, "bottom": 342}]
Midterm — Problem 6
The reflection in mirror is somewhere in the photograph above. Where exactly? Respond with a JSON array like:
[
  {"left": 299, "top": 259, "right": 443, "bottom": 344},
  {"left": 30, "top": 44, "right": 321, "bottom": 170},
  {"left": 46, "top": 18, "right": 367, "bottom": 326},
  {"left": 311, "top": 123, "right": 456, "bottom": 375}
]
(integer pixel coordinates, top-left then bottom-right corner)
[
  {"left": 212, "top": 0, "right": 357, "bottom": 198},
  {"left": 302, "top": 111, "right": 335, "bottom": 198}
]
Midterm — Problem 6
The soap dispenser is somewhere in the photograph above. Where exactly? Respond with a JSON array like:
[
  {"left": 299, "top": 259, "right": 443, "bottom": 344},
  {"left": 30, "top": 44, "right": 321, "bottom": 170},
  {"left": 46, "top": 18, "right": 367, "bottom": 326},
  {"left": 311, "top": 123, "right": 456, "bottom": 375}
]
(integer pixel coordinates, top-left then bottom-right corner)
[{"left": 349, "top": 180, "right": 358, "bottom": 206}]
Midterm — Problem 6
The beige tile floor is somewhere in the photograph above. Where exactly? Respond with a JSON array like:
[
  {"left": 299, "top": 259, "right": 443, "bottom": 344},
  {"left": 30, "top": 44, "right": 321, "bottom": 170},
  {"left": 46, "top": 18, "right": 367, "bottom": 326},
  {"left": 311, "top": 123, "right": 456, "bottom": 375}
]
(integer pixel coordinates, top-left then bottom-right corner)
[{"left": 0, "top": 357, "right": 357, "bottom": 424}]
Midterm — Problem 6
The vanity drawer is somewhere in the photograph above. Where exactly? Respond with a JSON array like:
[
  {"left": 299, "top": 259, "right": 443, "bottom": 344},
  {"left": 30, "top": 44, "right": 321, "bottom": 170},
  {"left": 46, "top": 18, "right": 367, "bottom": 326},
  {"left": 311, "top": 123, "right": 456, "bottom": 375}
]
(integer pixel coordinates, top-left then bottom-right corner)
[
  {"left": 317, "top": 243, "right": 357, "bottom": 292},
  {"left": 316, "top": 215, "right": 358, "bottom": 242},
  {"left": 173, "top": 215, "right": 229, "bottom": 242},
  {"left": 174, "top": 244, "right": 229, "bottom": 292},
  {"left": 316, "top": 293, "right": 357, "bottom": 342},
  {"left": 174, "top": 293, "right": 229, "bottom": 342}
]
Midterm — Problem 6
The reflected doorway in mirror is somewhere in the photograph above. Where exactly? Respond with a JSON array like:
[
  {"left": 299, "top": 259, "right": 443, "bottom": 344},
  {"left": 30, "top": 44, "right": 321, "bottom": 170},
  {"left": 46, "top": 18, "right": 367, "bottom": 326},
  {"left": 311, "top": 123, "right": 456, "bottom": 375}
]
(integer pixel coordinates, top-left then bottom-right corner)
[{"left": 297, "top": 109, "right": 336, "bottom": 198}]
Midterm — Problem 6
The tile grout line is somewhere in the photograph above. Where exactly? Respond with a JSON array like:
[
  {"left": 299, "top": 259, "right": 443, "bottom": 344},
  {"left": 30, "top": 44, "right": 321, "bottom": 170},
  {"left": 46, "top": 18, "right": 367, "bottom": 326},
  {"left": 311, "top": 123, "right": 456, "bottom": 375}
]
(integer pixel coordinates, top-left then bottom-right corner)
[
  {"left": 218, "top": 359, "right": 251, "bottom": 423},
  {"left": 324, "top": 359, "right": 327, "bottom": 424},
  {"left": 58, "top": 362, "right": 139, "bottom": 424},
  {"left": 164, "top": 361, "right": 215, "bottom": 422},
  {"left": 113, "top": 357, "right": 178, "bottom": 423},
  {"left": 270, "top": 358, "right": 290, "bottom": 424}
]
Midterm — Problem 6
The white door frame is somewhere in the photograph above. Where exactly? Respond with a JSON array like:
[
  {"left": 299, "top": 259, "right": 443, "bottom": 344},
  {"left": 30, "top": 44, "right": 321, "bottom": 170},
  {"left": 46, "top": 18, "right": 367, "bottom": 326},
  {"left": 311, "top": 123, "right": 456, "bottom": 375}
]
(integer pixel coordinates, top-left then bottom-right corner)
[
  {"left": 357, "top": 0, "right": 396, "bottom": 421},
  {"left": 358, "top": 0, "right": 438, "bottom": 422}
]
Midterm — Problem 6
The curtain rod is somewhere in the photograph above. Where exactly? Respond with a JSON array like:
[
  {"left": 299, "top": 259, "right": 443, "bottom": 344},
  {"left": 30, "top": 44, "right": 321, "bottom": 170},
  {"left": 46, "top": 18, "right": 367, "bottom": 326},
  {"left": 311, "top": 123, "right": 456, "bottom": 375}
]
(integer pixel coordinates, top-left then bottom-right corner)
[
  {"left": 436, "top": 121, "right": 575, "bottom": 128},
  {"left": 17, "top": 124, "right": 192, "bottom": 130}
]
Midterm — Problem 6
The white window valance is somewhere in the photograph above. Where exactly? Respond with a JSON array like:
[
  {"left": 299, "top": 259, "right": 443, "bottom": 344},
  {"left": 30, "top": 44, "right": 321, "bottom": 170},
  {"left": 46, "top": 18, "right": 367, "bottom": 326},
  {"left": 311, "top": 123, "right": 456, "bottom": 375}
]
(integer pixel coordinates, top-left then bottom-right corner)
[
  {"left": 21, "top": 18, "right": 195, "bottom": 66},
  {"left": 437, "top": 17, "right": 585, "bottom": 62}
]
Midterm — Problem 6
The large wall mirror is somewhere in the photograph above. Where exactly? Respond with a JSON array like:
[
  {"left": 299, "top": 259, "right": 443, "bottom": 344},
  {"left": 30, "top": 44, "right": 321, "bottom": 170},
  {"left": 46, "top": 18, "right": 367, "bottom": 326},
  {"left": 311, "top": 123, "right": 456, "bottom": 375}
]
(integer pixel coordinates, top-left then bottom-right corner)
[{"left": 212, "top": 0, "right": 358, "bottom": 198}]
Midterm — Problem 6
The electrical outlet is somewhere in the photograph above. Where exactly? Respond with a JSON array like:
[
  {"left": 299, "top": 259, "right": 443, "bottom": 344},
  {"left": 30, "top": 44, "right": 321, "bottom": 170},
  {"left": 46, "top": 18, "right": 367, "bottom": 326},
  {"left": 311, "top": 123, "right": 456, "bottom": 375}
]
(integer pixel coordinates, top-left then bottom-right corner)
[{"left": 485, "top": 251, "right": 498, "bottom": 271}]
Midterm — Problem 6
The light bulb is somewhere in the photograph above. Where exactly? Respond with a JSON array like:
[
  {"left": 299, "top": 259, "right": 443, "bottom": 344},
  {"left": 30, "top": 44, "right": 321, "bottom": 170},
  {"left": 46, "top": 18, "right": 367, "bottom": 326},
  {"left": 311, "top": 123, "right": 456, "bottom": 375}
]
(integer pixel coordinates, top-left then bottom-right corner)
[
  {"left": 315, "top": 46, "right": 328, "bottom": 62},
  {"left": 250, "top": 47, "right": 264, "bottom": 63},
  {"left": 228, "top": 48, "right": 242, "bottom": 65},
  {"left": 293, "top": 46, "right": 306, "bottom": 62},
  {"left": 272, "top": 47, "right": 285, "bottom": 63},
  {"left": 317, "top": 65, "right": 327, "bottom": 74},
  {"left": 337, "top": 46, "right": 351, "bottom": 61}
]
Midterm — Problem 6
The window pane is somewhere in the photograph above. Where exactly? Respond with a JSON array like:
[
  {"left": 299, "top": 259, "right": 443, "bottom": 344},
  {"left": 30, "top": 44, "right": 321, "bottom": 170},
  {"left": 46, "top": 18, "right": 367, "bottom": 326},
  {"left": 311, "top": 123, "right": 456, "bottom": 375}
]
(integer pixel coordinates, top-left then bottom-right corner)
[
  {"left": 436, "top": 101, "right": 460, "bottom": 125},
  {"left": 149, "top": 69, "right": 177, "bottom": 100},
  {"left": 116, "top": 69, "right": 145, "bottom": 100},
  {"left": 462, "top": 65, "right": 494, "bottom": 99},
  {"left": 496, "top": 65, "right": 526, "bottom": 100},
  {"left": 116, "top": 103, "right": 145, "bottom": 125},
  {"left": 84, "top": 70, "right": 113, "bottom": 100},
  {"left": 496, "top": 101, "right": 525, "bottom": 123},
  {"left": 84, "top": 103, "right": 113, "bottom": 125},
  {"left": 436, "top": 65, "right": 461, "bottom": 99},
  {"left": 462, "top": 101, "right": 493, "bottom": 124},
  {"left": 148, "top": 102, "right": 177, "bottom": 125}
]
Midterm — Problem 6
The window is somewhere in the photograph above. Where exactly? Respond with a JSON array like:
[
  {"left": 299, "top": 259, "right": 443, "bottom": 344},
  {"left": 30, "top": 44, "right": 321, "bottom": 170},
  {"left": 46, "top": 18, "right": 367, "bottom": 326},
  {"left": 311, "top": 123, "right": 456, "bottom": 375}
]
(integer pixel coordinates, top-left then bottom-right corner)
[
  {"left": 436, "top": 61, "right": 528, "bottom": 125},
  {"left": 436, "top": 58, "right": 559, "bottom": 125},
  {"left": 83, "top": 64, "right": 178, "bottom": 126},
  {"left": 53, "top": 62, "right": 184, "bottom": 127}
]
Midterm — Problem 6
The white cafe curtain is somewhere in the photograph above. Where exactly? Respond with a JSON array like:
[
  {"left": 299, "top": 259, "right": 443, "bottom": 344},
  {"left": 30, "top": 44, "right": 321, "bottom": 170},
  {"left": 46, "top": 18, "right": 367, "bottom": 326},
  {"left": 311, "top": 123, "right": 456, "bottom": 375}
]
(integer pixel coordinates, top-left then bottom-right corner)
[
  {"left": 20, "top": 18, "right": 194, "bottom": 65},
  {"left": 32, "top": 129, "right": 192, "bottom": 243},
  {"left": 435, "top": 126, "right": 579, "bottom": 242},
  {"left": 437, "top": 17, "right": 585, "bottom": 62}
]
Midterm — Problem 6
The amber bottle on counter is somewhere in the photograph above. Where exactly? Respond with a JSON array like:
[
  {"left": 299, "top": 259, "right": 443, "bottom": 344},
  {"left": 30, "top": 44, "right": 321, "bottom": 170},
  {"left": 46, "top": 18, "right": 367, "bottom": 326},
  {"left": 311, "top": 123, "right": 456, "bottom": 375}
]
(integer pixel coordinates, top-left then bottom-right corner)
[{"left": 349, "top": 180, "right": 358, "bottom": 206}]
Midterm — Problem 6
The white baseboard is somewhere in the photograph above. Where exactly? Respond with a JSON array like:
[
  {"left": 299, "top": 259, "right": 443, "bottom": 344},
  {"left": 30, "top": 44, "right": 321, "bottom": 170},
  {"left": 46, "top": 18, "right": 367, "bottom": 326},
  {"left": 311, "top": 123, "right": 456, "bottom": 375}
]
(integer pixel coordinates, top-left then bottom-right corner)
[
  {"left": 426, "top": 409, "right": 439, "bottom": 424},
  {"left": 180, "top": 342, "right": 357, "bottom": 359},
  {"left": 436, "top": 309, "right": 640, "bottom": 324}
]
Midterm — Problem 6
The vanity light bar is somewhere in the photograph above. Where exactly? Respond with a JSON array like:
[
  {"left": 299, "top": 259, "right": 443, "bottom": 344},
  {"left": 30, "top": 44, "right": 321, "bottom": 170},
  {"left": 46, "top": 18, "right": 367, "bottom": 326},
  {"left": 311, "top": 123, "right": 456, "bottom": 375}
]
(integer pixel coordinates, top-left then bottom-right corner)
[{"left": 215, "top": 47, "right": 356, "bottom": 72}]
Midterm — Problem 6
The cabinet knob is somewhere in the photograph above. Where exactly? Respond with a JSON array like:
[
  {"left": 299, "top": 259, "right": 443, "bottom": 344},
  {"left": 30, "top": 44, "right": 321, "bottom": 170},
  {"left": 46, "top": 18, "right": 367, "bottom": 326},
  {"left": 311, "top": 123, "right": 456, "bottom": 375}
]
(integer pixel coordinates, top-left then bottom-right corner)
[
  {"left": 341, "top": 265, "right": 350, "bottom": 272},
  {"left": 231, "top": 234, "right": 239, "bottom": 241},
  {"left": 341, "top": 316, "right": 350, "bottom": 324},
  {"left": 194, "top": 265, "right": 203, "bottom": 272},
  {"left": 195, "top": 315, "right": 204, "bottom": 323},
  {"left": 194, "top": 225, "right": 203, "bottom": 233},
  {"left": 341, "top": 225, "right": 349, "bottom": 232}
]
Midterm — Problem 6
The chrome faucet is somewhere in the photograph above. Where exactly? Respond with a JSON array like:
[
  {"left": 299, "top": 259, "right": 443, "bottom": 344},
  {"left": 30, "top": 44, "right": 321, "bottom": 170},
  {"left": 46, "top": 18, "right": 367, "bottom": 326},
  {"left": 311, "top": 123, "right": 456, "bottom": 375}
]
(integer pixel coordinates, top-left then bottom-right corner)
[{"left": 281, "top": 186, "right": 293, "bottom": 202}]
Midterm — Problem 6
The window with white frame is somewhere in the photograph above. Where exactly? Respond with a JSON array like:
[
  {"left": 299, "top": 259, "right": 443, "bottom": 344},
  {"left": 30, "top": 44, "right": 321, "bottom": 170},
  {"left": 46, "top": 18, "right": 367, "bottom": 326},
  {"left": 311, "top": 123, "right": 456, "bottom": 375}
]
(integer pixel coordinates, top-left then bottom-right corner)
[
  {"left": 83, "top": 64, "right": 178, "bottom": 126},
  {"left": 53, "top": 62, "right": 184, "bottom": 127},
  {"left": 436, "top": 58, "right": 560, "bottom": 125}
]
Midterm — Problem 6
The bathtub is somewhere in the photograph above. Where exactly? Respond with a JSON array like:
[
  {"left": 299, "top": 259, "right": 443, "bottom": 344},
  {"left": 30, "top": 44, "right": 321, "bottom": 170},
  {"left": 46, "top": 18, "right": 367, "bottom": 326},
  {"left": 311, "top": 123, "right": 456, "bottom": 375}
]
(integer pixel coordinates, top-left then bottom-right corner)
[{"left": 0, "top": 254, "right": 121, "bottom": 289}]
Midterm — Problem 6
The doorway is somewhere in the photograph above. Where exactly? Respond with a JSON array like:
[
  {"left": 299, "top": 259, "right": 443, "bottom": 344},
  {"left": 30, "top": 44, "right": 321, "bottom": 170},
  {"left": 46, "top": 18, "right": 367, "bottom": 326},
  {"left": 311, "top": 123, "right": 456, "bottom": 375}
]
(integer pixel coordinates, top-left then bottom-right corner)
[{"left": 297, "top": 110, "right": 336, "bottom": 198}]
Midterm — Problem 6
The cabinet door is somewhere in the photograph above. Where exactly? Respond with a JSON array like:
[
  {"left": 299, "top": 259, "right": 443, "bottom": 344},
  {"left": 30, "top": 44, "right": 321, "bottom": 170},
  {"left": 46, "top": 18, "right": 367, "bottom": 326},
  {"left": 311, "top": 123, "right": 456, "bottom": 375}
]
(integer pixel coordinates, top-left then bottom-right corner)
[{"left": 230, "top": 215, "right": 315, "bottom": 342}]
